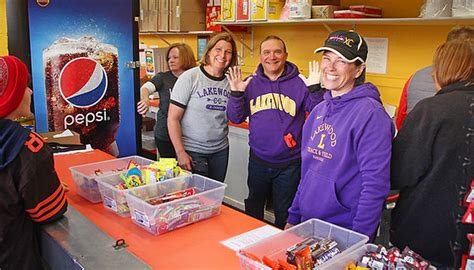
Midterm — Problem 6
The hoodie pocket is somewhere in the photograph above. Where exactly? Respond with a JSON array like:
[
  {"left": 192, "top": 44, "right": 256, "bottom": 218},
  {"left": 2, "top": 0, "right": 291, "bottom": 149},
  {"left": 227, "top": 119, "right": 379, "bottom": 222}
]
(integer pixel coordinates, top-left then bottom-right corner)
[{"left": 299, "top": 169, "right": 350, "bottom": 220}]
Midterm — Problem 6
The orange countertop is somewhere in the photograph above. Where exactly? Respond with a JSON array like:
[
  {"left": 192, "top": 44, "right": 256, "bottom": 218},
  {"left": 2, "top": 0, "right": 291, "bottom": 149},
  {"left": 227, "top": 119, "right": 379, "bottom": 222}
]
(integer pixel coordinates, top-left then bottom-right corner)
[{"left": 54, "top": 150, "right": 266, "bottom": 269}]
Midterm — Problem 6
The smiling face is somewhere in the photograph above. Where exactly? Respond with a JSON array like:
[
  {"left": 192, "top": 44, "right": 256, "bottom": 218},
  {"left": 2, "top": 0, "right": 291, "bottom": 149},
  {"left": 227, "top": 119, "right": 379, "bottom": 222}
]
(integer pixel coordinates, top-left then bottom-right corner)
[
  {"left": 207, "top": 40, "right": 233, "bottom": 72},
  {"left": 167, "top": 47, "right": 183, "bottom": 73},
  {"left": 321, "top": 51, "right": 365, "bottom": 97},
  {"left": 260, "top": 39, "right": 288, "bottom": 77}
]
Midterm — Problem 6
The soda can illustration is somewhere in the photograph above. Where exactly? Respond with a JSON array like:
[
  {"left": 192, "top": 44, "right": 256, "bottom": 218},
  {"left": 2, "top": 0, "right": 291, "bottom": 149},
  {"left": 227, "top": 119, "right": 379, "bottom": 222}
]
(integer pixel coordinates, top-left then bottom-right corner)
[{"left": 43, "top": 36, "right": 120, "bottom": 156}]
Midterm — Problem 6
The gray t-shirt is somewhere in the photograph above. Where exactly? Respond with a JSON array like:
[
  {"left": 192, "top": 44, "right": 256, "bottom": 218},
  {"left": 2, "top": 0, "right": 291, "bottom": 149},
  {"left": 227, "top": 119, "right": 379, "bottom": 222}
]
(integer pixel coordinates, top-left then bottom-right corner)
[{"left": 170, "top": 66, "right": 230, "bottom": 154}]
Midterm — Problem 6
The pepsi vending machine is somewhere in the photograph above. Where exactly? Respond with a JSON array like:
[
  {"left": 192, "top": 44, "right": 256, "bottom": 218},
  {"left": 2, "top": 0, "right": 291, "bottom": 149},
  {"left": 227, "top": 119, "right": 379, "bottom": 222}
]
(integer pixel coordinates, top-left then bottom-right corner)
[{"left": 27, "top": 0, "right": 140, "bottom": 157}]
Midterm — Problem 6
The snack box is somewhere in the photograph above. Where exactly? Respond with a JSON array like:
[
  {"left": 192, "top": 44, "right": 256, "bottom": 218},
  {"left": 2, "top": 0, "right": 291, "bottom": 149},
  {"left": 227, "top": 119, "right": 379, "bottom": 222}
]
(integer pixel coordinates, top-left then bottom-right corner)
[
  {"left": 221, "top": 0, "right": 236, "bottom": 21},
  {"left": 334, "top": 10, "right": 381, "bottom": 18},
  {"left": 237, "top": 218, "right": 369, "bottom": 269},
  {"left": 311, "top": 5, "right": 339, "bottom": 18},
  {"left": 125, "top": 174, "right": 227, "bottom": 235},
  {"left": 349, "top": 5, "right": 382, "bottom": 16},
  {"left": 69, "top": 156, "right": 155, "bottom": 203}
]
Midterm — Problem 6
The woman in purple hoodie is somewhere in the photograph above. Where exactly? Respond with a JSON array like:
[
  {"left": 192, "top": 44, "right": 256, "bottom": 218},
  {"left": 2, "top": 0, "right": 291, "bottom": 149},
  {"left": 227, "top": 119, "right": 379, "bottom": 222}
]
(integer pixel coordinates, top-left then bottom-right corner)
[{"left": 286, "top": 30, "right": 394, "bottom": 238}]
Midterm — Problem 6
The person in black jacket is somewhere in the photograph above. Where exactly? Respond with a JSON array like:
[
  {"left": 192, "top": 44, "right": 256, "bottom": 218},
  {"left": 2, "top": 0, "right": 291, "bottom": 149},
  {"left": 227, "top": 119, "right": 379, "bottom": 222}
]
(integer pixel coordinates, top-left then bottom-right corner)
[
  {"left": 390, "top": 40, "right": 474, "bottom": 269},
  {"left": 0, "top": 56, "right": 68, "bottom": 270}
]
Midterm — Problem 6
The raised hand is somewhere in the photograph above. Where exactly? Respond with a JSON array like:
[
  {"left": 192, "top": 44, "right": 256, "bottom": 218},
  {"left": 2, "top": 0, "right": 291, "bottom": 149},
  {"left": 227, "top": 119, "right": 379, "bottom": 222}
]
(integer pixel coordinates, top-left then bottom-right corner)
[
  {"left": 308, "top": 60, "right": 320, "bottom": 85},
  {"left": 299, "top": 60, "right": 321, "bottom": 86},
  {"left": 225, "top": 66, "right": 253, "bottom": 92}
]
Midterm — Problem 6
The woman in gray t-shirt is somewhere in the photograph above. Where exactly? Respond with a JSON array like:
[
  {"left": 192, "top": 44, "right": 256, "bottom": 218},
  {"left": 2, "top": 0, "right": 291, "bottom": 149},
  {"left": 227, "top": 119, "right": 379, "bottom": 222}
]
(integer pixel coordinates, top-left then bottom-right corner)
[
  {"left": 168, "top": 33, "right": 237, "bottom": 182},
  {"left": 137, "top": 43, "right": 196, "bottom": 158}
]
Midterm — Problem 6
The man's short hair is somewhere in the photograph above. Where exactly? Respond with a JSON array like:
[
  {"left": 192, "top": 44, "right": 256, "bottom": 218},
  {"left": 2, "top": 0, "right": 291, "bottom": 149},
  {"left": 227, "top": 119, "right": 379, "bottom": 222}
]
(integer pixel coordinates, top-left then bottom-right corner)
[{"left": 259, "top": 35, "right": 287, "bottom": 54}]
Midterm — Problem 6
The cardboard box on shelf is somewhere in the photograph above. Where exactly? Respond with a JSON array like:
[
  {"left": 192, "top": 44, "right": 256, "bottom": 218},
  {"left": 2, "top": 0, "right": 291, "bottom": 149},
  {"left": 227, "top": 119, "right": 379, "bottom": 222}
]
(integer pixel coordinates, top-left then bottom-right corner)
[
  {"left": 207, "top": 6, "right": 222, "bottom": 31},
  {"left": 250, "top": 0, "right": 285, "bottom": 21},
  {"left": 250, "top": 0, "right": 267, "bottom": 20},
  {"left": 237, "top": 0, "right": 251, "bottom": 21},
  {"left": 312, "top": 0, "right": 340, "bottom": 6},
  {"left": 268, "top": 0, "right": 285, "bottom": 20},
  {"left": 139, "top": 0, "right": 150, "bottom": 32},
  {"left": 334, "top": 9, "right": 381, "bottom": 18},
  {"left": 349, "top": 5, "right": 382, "bottom": 17},
  {"left": 148, "top": 0, "right": 158, "bottom": 32},
  {"left": 221, "top": 0, "right": 236, "bottom": 21},
  {"left": 311, "top": 5, "right": 339, "bottom": 18},
  {"left": 158, "top": 0, "right": 169, "bottom": 31},
  {"left": 169, "top": 0, "right": 206, "bottom": 32}
]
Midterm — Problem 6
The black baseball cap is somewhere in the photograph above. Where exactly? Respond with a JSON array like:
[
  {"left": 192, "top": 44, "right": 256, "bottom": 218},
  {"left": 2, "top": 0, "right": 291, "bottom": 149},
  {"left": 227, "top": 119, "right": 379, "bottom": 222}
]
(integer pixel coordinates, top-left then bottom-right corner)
[{"left": 314, "top": 30, "right": 368, "bottom": 63}]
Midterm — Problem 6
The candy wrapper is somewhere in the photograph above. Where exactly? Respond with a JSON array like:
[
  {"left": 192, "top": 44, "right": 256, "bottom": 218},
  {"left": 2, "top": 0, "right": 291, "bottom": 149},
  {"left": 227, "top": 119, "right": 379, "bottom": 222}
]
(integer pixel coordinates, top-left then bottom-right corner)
[{"left": 350, "top": 245, "right": 431, "bottom": 270}]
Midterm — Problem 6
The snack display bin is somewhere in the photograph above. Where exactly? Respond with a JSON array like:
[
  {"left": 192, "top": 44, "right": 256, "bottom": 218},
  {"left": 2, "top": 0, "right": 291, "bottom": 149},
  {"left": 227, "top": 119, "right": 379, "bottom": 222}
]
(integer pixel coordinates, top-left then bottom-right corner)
[
  {"left": 125, "top": 174, "right": 227, "bottom": 235},
  {"left": 237, "top": 218, "right": 369, "bottom": 270},
  {"left": 96, "top": 173, "right": 144, "bottom": 217},
  {"left": 69, "top": 156, "right": 154, "bottom": 203},
  {"left": 96, "top": 169, "right": 192, "bottom": 217}
]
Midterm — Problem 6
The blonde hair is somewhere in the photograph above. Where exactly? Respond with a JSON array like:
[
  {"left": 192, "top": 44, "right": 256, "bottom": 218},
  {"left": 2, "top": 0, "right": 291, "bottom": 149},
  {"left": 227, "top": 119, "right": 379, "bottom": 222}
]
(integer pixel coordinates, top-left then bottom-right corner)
[
  {"left": 167, "top": 43, "right": 196, "bottom": 70},
  {"left": 200, "top": 32, "right": 237, "bottom": 69},
  {"left": 433, "top": 40, "right": 473, "bottom": 88}
]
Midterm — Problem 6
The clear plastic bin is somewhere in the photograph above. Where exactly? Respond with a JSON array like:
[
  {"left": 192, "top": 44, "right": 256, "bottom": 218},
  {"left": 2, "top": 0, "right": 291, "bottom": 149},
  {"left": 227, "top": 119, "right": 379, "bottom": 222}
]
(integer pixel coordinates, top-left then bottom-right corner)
[
  {"left": 96, "top": 173, "right": 137, "bottom": 217},
  {"left": 96, "top": 169, "right": 191, "bottom": 217},
  {"left": 237, "top": 218, "right": 369, "bottom": 270},
  {"left": 125, "top": 174, "right": 227, "bottom": 235},
  {"left": 69, "top": 156, "right": 154, "bottom": 203}
]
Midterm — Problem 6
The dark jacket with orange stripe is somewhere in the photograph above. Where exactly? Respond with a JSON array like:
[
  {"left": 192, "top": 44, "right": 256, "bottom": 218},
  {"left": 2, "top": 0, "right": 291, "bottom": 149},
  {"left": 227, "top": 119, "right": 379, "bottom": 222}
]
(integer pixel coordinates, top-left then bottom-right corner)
[{"left": 0, "top": 119, "right": 68, "bottom": 270}]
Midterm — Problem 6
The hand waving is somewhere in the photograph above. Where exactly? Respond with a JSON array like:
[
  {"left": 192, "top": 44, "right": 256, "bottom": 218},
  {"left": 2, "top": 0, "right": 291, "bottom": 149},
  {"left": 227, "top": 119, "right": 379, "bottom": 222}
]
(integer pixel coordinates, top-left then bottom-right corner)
[
  {"left": 299, "top": 60, "right": 320, "bottom": 86},
  {"left": 225, "top": 66, "right": 253, "bottom": 92}
]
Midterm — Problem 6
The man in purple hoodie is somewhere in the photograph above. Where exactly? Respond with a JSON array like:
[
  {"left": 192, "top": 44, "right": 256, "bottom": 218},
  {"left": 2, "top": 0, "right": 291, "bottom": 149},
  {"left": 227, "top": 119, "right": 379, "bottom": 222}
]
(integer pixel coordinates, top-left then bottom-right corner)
[
  {"left": 286, "top": 30, "right": 394, "bottom": 238},
  {"left": 226, "top": 36, "right": 324, "bottom": 228}
]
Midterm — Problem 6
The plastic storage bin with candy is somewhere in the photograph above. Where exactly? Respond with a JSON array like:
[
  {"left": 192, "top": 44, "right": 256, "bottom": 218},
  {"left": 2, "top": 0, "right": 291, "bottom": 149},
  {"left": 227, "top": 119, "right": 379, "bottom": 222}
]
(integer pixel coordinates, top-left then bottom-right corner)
[
  {"left": 96, "top": 158, "right": 189, "bottom": 217},
  {"left": 237, "top": 218, "right": 369, "bottom": 270},
  {"left": 69, "top": 156, "right": 155, "bottom": 203},
  {"left": 125, "top": 174, "right": 226, "bottom": 235}
]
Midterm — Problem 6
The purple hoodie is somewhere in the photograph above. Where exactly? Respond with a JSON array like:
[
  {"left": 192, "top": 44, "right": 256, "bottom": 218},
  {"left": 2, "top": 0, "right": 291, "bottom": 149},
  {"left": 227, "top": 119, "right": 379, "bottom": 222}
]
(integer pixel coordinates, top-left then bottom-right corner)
[
  {"left": 226, "top": 62, "right": 323, "bottom": 164},
  {"left": 287, "top": 83, "right": 394, "bottom": 237}
]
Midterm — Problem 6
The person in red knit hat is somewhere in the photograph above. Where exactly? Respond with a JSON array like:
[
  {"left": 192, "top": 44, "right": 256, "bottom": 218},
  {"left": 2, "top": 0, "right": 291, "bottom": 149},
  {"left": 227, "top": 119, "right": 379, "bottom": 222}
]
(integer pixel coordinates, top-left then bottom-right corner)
[{"left": 0, "top": 56, "right": 68, "bottom": 270}]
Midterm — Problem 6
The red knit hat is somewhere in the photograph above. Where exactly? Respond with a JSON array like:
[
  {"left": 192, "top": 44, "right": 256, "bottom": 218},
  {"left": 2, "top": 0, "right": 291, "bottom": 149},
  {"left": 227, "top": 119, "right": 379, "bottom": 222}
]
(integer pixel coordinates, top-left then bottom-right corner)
[{"left": 0, "top": 56, "right": 29, "bottom": 118}]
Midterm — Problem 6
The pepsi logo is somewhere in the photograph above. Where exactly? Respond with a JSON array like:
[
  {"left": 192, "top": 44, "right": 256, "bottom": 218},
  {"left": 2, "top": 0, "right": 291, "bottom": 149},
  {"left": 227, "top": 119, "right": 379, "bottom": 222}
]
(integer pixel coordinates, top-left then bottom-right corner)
[
  {"left": 36, "top": 0, "right": 50, "bottom": 7},
  {"left": 59, "top": 57, "right": 108, "bottom": 108}
]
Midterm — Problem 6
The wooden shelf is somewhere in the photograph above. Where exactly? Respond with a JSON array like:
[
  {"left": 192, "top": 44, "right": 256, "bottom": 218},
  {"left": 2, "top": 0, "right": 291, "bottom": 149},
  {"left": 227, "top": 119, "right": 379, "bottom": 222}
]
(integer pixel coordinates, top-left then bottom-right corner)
[
  {"left": 139, "top": 31, "right": 215, "bottom": 35},
  {"left": 216, "top": 17, "right": 474, "bottom": 26}
]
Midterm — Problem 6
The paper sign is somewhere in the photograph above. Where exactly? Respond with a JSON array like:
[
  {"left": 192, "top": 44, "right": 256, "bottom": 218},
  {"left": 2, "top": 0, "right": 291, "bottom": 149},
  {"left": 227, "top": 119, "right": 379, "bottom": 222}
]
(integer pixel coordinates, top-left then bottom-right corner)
[
  {"left": 365, "top": 37, "right": 388, "bottom": 74},
  {"left": 220, "top": 225, "right": 281, "bottom": 251}
]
